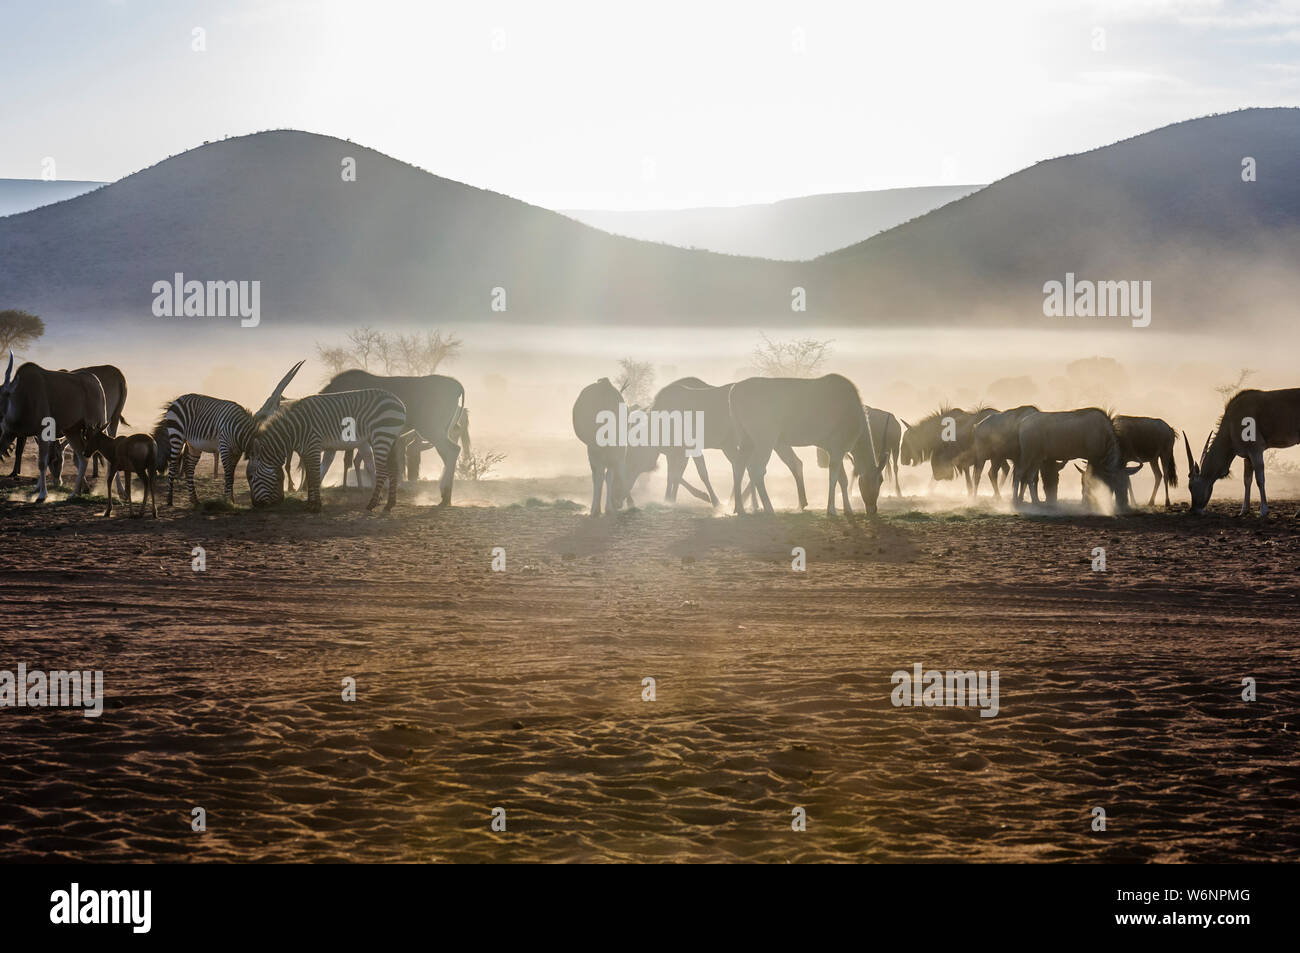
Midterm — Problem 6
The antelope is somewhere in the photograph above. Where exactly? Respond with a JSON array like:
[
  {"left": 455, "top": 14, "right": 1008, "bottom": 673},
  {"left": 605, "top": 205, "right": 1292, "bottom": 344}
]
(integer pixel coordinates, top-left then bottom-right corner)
[
  {"left": 0, "top": 354, "right": 107, "bottom": 502},
  {"left": 900, "top": 407, "right": 989, "bottom": 493},
  {"left": 624, "top": 377, "right": 810, "bottom": 509},
  {"left": 319, "top": 370, "right": 468, "bottom": 506},
  {"left": 1185, "top": 388, "right": 1300, "bottom": 517},
  {"left": 72, "top": 425, "right": 160, "bottom": 518},
  {"left": 972, "top": 405, "right": 1038, "bottom": 499},
  {"left": 245, "top": 389, "right": 407, "bottom": 512},
  {"left": 1014, "top": 408, "right": 1140, "bottom": 510},
  {"left": 818, "top": 405, "right": 903, "bottom": 502},
  {"left": 1078, "top": 415, "right": 1177, "bottom": 509},
  {"left": 729, "top": 374, "right": 887, "bottom": 516},
  {"left": 573, "top": 378, "right": 627, "bottom": 516},
  {"left": 7, "top": 364, "right": 128, "bottom": 490},
  {"left": 931, "top": 406, "right": 998, "bottom": 496}
]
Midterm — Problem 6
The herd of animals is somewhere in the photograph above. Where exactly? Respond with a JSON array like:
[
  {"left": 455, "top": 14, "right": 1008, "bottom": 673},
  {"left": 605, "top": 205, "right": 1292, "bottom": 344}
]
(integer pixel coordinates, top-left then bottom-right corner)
[
  {"left": 576, "top": 373, "right": 1300, "bottom": 520},
  {"left": 2, "top": 353, "right": 1299, "bottom": 521}
]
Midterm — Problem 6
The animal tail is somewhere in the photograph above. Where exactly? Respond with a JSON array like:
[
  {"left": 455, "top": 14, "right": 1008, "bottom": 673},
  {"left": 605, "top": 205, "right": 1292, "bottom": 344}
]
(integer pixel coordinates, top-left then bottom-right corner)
[
  {"left": 1163, "top": 439, "right": 1178, "bottom": 488},
  {"left": 448, "top": 394, "right": 470, "bottom": 458},
  {"left": 152, "top": 404, "right": 180, "bottom": 476}
]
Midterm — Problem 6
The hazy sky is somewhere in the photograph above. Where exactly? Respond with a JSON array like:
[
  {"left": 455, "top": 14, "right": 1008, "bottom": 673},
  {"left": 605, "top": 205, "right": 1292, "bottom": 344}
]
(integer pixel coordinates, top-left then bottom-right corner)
[{"left": 2, "top": 0, "right": 1297, "bottom": 208}]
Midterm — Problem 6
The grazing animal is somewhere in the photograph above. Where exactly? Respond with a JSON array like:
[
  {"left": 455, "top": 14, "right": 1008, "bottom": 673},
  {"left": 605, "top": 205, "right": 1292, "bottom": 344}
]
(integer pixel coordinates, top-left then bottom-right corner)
[
  {"left": 0, "top": 354, "right": 107, "bottom": 502},
  {"left": 245, "top": 389, "right": 407, "bottom": 512},
  {"left": 1185, "top": 388, "right": 1300, "bottom": 517},
  {"left": 972, "top": 405, "right": 1039, "bottom": 499},
  {"left": 1079, "top": 415, "right": 1178, "bottom": 509},
  {"left": 818, "top": 405, "right": 903, "bottom": 502},
  {"left": 155, "top": 361, "right": 303, "bottom": 506},
  {"left": 900, "top": 407, "right": 987, "bottom": 493},
  {"left": 728, "top": 374, "right": 887, "bottom": 516},
  {"left": 930, "top": 406, "right": 998, "bottom": 495},
  {"left": 573, "top": 378, "right": 628, "bottom": 516},
  {"left": 865, "top": 406, "right": 903, "bottom": 498},
  {"left": 72, "top": 425, "right": 159, "bottom": 518},
  {"left": 1014, "top": 408, "right": 1140, "bottom": 510},
  {"left": 7, "top": 364, "right": 128, "bottom": 486},
  {"left": 624, "top": 377, "right": 809, "bottom": 508},
  {"left": 319, "top": 370, "right": 468, "bottom": 506}
]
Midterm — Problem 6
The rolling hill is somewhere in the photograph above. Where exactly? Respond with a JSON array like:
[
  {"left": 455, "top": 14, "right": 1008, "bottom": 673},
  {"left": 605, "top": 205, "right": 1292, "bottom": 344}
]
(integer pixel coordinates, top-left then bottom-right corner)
[
  {"left": 812, "top": 107, "right": 1300, "bottom": 329},
  {"left": 0, "top": 131, "right": 799, "bottom": 326},
  {"left": 1, "top": 109, "right": 1297, "bottom": 330}
]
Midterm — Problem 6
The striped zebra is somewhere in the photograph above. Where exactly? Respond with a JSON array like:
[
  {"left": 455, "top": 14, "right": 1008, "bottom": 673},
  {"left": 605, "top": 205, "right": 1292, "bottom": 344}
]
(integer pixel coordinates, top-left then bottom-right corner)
[
  {"left": 153, "top": 361, "right": 303, "bottom": 506},
  {"left": 245, "top": 389, "right": 407, "bottom": 511}
]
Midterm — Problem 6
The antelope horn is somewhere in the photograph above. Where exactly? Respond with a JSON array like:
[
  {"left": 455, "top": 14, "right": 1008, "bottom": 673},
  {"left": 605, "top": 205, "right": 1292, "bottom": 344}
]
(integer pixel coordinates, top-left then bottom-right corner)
[
  {"left": 900, "top": 419, "right": 914, "bottom": 430},
  {"left": 1200, "top": 432, "right": 1212, "bottom": 465},
  {"left": 1074, "top": 463, "right": 1085, "bottom": 474},
  {"left": 1182, "top": 431, "right": 1198, "bottom": 477},
  {"left": 256, "top": 359, "right": 305, "bottom": 417},
  {"left": 2, "top": 352, "right": 12, "bottom": 389}
]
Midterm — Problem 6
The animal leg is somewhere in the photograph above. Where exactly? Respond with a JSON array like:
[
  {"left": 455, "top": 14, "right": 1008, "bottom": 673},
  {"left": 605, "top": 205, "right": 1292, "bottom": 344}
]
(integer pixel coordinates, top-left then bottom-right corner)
[
  {"left": 7, "top": 435, "right": 23, "bottom": 478},
  {"left": 320, "top": 449, "right": 339, "bottom": 487},
  {"left": 748, "top": 449, "right": 775, "bottom": 514},
  {"left": 690, "top": 452, "right": 719, "bottom": 506},
  {"left": 220, "top": 442, "right": 240, "bottom": 501},
  {"left": 1252, "top": 450, "right": 1268, "bottom": 518},
  {"left": 103, "top": 465, "right": 116, "bottom": 516},
  {"left": 433, "top": 435, "right": 458, "bottom": 506},
  {"left": 774, "top": 444, "right": 807, "bottom": 510},
  {"left": 305, "top": 444, "right": 324, "bottom": 513},
  {"left": 587, "top": 446, "right": 604, "bottom": 516},
  {"left": 1240, "top": 456, "right": 1253, "bottom": 516},
  {"left": 731, "top": 443, "right": 750, "bottom": 515},
  {"left": 1146, "top": 460, "right": 1161, "bottom": 507},
  {"left": 182, "top": 446, "right": 200, "bottom": 507},
  {"left": 663, "top": 449, "right": 687, "bottom": 503}
]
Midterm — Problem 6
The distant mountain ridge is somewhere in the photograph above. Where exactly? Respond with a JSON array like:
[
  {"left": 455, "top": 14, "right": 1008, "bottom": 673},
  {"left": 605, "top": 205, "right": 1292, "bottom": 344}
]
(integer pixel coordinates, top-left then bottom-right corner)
[
  {"left": 0, "top": 131, "right": 804, "bottom": 325},
  {"left": 810, "top": 107, "right": 1300, "bottom": 328},
  {"left": 1, "top": 109, "right": 1297, "bottom": 329},
  {"left": 0, "top": 178, "right": 104, "bottom": 217},
  {"left": 562, "top": 185, "right": 981, "bottom": 261}
]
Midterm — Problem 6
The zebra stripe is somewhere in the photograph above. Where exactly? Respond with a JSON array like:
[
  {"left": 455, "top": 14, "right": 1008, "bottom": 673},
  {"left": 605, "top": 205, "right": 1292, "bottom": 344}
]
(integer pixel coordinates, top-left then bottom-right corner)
[
  {"left": 246, "top": 389, "right": 407, "bottom": 511},
  {"left": 155, "top": 394, "right": 257, "bottom": 505}
]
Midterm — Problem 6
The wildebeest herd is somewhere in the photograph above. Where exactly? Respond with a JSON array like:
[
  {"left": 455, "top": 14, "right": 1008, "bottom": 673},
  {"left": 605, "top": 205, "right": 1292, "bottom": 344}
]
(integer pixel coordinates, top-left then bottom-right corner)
[
  {"left": 3, "top": 352, "right": 1299, "bottom": 521},
  {"left": 574, "top": 372, "right": 1300, "bottom": 520}
]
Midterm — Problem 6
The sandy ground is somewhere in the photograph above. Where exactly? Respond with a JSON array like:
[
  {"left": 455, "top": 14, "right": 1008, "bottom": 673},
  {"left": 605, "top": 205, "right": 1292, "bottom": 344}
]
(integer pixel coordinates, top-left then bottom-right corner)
[{"left": 1, "top": 458, "right": 1298, "bottom": 864}]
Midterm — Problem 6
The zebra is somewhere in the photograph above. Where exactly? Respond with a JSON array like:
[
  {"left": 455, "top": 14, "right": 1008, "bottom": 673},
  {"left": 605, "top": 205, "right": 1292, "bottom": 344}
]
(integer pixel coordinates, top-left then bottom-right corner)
[
  {"left": 154, "top": 361, "right": 303, "bottom": 506},
  {"left": 245, "top": 389, "right": 407, "bottom": 512}
]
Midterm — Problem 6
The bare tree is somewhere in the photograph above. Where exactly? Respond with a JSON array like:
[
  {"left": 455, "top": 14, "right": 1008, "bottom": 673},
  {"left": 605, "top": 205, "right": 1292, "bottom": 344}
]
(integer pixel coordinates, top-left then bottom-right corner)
[
  {"left": 750, "top": 334, "right": 832, "bottom": 378},
  {"left": 615, "top": 358, "right": 655, "bottom": 407},
  {"left": 316, "top": 328, "right": 463, "bottom": 379},
  {"left": 0, "top": 309, "right": 45, "bottom": 354},
  {"left": 405, "top": 330, "right": 461, "bottom": 375},
  {"left": 456, "top": 448, "right": 506, "bottom": 481},
  {"left": 345, "top": 327, "right": 383, "bottom": 370},
  {"left": 1215, "top": 368, "right": 1255, "bottom": 401},
  {"left": 316, "top": 345, "right": 352, "bottom": 378}
]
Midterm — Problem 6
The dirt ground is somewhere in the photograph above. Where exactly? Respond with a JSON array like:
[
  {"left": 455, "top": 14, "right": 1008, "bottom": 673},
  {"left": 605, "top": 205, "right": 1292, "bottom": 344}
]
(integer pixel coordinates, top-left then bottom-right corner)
[{"left": 1, "top": 460, "right": 1298, "bottom": 863}]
